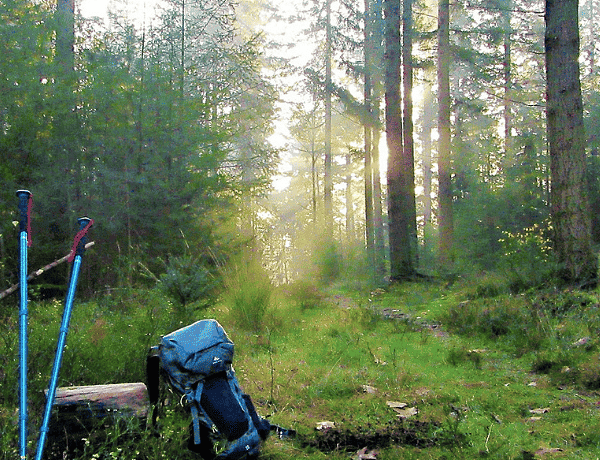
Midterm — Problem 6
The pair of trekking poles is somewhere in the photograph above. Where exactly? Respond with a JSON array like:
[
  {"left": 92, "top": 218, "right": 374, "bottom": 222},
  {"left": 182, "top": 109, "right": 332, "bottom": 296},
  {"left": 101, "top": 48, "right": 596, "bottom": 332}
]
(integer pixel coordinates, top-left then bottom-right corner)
[{"left": 16, "top": 190, "right": 93, "bottom": 460}]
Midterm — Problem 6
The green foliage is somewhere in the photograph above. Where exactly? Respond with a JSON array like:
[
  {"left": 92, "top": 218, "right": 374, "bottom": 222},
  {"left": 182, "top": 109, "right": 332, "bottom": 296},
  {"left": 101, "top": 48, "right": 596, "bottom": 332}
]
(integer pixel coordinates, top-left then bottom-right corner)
[
  {"left": 223, "top": 252, "right": 274, "bottom": 332},
  {"left": 0, "top": 0, "right": 278, "bottom": 300},
  {"left": 445, "top": 347, "right": 483, "bottom": 369},
  {"left": 42, "top": 406, "right": 201, "bottom": 460},
  {"left": 462, "top": 272, "right": 510, "bottom": 300},
  {"left": 337, "top": 244, "right": 385, "bottom": 291},
  {"left": 448, "top": 134, "right": 549, "bottom": 276},
  {"left": 433, "top": 405, "right": 470, "bottom": 449},
  {"left": 0, "top": 288, "right": 198, "bottom": 459},
  {"left": 499, "top": 223, "right": 557, "bottom": 292},
  {"left": 531, "top": 348, "right": 574, "bottom": 375},
  {"left": 442, "top": 286, "right": 600, "bottom": 398},
  {"left": 577, "top": 355, "right": 600, "bottom": 390},
  {"left": 313, "top": 238, "right": 340, "bottom": 284},
  {"left": 159, "top": 254, "right": 220, "bottom": 318},
  {"left": 441, "top": 296, "right": 547, "bottom": 353},
  {"left": 284, "top": 280, "right": 325, "bottom": 311}
]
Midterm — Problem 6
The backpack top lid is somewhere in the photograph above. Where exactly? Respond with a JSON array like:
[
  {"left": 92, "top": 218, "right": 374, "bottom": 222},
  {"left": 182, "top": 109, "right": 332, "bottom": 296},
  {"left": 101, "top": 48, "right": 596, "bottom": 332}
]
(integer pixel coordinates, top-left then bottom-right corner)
[{"left": 160, "top": 319, "right": 234, "bottom": 394}]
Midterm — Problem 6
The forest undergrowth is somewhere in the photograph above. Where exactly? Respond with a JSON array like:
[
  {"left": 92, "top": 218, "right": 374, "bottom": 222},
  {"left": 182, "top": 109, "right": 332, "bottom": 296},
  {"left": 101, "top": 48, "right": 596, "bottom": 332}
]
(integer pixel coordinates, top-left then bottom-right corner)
[{"left": 1, "top": 274, "right": 600, "bottom": 459}]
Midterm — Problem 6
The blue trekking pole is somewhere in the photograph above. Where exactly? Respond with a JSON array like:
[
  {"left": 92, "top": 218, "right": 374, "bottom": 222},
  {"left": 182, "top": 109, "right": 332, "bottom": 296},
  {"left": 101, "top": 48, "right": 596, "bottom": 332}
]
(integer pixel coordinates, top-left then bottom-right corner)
[
  {"left": 17, "top": 190, "right": 32, "bottom": 460},
  {"left": 35, "top": 217, "right": 93, "bottom": 460}
]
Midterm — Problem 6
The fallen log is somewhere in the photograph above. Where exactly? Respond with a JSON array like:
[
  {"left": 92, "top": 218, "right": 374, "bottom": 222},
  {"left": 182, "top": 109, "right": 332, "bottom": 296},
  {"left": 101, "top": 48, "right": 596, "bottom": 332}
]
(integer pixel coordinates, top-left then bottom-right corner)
[
  {"left": 0, "top": 241, "right": 95, "bottom": 300},
  {"left": 44, "top": 382, "right": 149, "bottom": 419},
  {"left": 42, "top": 383, "right": 150, "bottom": 457}
]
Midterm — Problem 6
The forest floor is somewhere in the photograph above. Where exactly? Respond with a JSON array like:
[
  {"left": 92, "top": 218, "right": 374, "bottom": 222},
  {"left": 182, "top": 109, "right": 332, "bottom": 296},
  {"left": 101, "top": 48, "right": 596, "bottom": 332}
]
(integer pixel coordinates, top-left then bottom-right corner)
[
  {"left": 250, "top": 280, "right": 600, "bottom": 460},
  {"left": 3, "top": 277, "right": 600, "bottom": 459}
]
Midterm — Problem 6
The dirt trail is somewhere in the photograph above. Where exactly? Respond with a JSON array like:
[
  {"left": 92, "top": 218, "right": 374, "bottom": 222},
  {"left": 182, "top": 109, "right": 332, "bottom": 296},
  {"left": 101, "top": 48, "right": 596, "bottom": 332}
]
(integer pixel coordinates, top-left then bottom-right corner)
[{"left": 328, "top": 293, "right": 445, "bottom": 335}]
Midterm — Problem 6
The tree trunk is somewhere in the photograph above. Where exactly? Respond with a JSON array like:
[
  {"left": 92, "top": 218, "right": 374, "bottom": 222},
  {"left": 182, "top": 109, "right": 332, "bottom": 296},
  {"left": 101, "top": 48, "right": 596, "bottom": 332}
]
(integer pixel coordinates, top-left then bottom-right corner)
[
  {"left": 502, "top": 1, "right": 512, "bottom": 155},
  {"left": 45, "top": 383, "right": 149, "bottom": 418},
  {"left": 180, "top": 0, "right": 186, "bottom": 98},
  {"left": 386, "top": 0, "right": 415, "bottom": 280},
  {"left": 56, "top": 0, "right": 80, "bottom": 219},
  {"left": 372, "top": 122, "right": 386, "bottom": 277},
  {"left": 545, "top": 0, "right": 598, "bottom": 286},
  {"left": 345, "top": 151, "right": 355, "bottom": 243},
  {"left": 324, "top": 0, "right": 333, "bottom": 233},
  {"left": 312, "top": 117, "right": 318, "bottom": 225},
  {"left": 402, "top": 0, "right": 418, "bottom": 267},
  {"left": 586, "top": 0, "right": 596, "bottom": 75},
  {"left": 421, "top": 79, "right": 434, "bottom": 250},
  {"left": 437, "top": 0, "right": 453, "bottom": 268},
  {"left": 364, "top": 0, "right": 375, "bottom": 266},
  {"left": 43, "top": 383, "right": 149, "bottom": 450},
  {"left": 371, "top": 0, "right": 386, "bottom": 278}
]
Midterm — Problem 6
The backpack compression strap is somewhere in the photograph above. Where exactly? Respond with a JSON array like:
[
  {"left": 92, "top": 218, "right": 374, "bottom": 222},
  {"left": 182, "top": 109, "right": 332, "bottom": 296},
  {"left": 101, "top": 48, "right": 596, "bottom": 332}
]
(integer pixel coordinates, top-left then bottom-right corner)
[{"left": 188, "top": 383, "right": 206, "bottom": 445}]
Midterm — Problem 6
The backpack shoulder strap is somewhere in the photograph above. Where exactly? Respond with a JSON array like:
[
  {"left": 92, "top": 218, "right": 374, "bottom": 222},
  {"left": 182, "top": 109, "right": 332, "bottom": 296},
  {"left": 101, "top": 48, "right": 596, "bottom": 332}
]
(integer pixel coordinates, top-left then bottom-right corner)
[
  {"left": 146, "top": 346, "right": 161, "bottom": 427},
  {"left": 146, "top": 346, "right": 161, "bottom": 405}
]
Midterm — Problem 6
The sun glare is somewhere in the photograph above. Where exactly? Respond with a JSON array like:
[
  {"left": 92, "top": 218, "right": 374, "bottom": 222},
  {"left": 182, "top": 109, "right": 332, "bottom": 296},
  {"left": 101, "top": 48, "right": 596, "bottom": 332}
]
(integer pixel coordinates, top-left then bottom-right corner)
[{"left": 79, "top": 0, "right": 109, "bottom": 19}]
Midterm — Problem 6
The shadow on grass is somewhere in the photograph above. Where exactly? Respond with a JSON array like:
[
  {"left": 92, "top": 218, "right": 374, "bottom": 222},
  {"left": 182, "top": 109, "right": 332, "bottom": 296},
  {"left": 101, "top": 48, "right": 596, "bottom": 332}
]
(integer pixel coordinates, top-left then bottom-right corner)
[{"left": 300, "top": 418, "right": 468, "bottom": 453}]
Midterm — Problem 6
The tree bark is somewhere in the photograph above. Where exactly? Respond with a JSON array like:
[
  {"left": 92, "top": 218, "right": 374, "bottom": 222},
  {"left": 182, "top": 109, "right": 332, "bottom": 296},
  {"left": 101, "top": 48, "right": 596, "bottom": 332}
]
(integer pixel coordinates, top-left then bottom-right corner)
[
  {"left": 402, "top": 0, "right": 418, "bottom": 267},
  {"left": 312, "top": 112, "right": 318, "bottom": 225},
  {"left": 324, "top": 0, "right": 333, "bottom": 233},
  {"left": 545, "top": 0, "right": 598, "bottom": 286},
  {"left": 421, "top": 80, "right": 434, "bottom": 246},
  {"left": 371, "top": 0, "right": 386, "bottom": 278},
  {"left": 437, "top": 0, "right": 453, "bottom": 268},
  {"left": 45, "top": 383, "right": 149, "bottom": 418},
  {"left": 364, "top": 0, "right": 375, "bottom": 267},
  {"left": 386, "top": 0, "right": 415, "bottom": 280},
  {"left": 502, "top": 1, "right": 512, "bottom": 155},
  {"left": 345, "top": 151, "right": 355, "bottom": 243},
  {"left": 372, "top": 121, "right": 386, "bottom": 277}
]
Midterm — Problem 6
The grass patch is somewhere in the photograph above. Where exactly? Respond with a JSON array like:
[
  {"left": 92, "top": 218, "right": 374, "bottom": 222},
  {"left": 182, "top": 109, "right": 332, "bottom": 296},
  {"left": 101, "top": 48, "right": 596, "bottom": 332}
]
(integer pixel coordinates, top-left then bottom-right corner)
[
  {"left": 281, "top": 280, "right": 326, "bottom": 311},
  {"left": 222, "top": 251, "right": 274, "bottom": 332},
  {"left": 2, "top": 278, "right": 600, "bottom": 459}
]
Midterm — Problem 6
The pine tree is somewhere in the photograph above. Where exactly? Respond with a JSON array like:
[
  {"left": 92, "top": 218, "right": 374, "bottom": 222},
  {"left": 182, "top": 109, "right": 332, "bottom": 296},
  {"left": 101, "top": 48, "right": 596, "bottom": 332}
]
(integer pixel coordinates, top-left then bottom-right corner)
[
  {"left": 545, "top": 0, "right": 598, "bottom": 286},
  {"left": 437, "top": 0, "right": 453, "bottom": 268},
  {"left": 386, "top": 0, "right": 417, "bottom": 280}
]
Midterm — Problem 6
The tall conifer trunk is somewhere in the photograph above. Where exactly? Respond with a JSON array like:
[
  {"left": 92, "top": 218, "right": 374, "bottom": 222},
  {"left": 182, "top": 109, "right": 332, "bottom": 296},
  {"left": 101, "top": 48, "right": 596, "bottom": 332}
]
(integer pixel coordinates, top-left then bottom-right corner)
[
  {"left": 324, "top": 0, "right": 333, "bottom": 233},
  {"left": 421, "top": 80, "right": 434, "bottom": 253},
  {"left": 364, "top": 0, "right": 385, "bottom": 278},
  {"left": 402, "top": 0, "right": 418, "bottom": 267},
  {"left": 364, "top": 0, "right": 375, "bottom": 267},
  {"left": 502, "top": 1, "right": 512, "bottom": 155},
  {"left": 386, "top": 0, "right": 415, "bottom": 280},
  {"left": 545, "top": 0, "right": 598, "bottom": 286},
  {"left": 345, "top": 151, "right": 355, "bottom": 243},
  {"left": 437, "top": 0, "right": 453, "bottom": 267},
  {"left": 371, "top": 0, "right": 386, "bottom": 278},
  {"left": 372, "top": 122, "right": 385, "bottom": 276}
]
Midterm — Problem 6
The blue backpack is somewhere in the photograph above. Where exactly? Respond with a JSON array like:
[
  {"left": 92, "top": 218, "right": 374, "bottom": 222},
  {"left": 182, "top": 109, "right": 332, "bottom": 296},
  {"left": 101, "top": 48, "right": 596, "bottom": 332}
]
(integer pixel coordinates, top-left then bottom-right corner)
[{"left": 148, "top": 320, "right": 271, "bottom": 459}]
